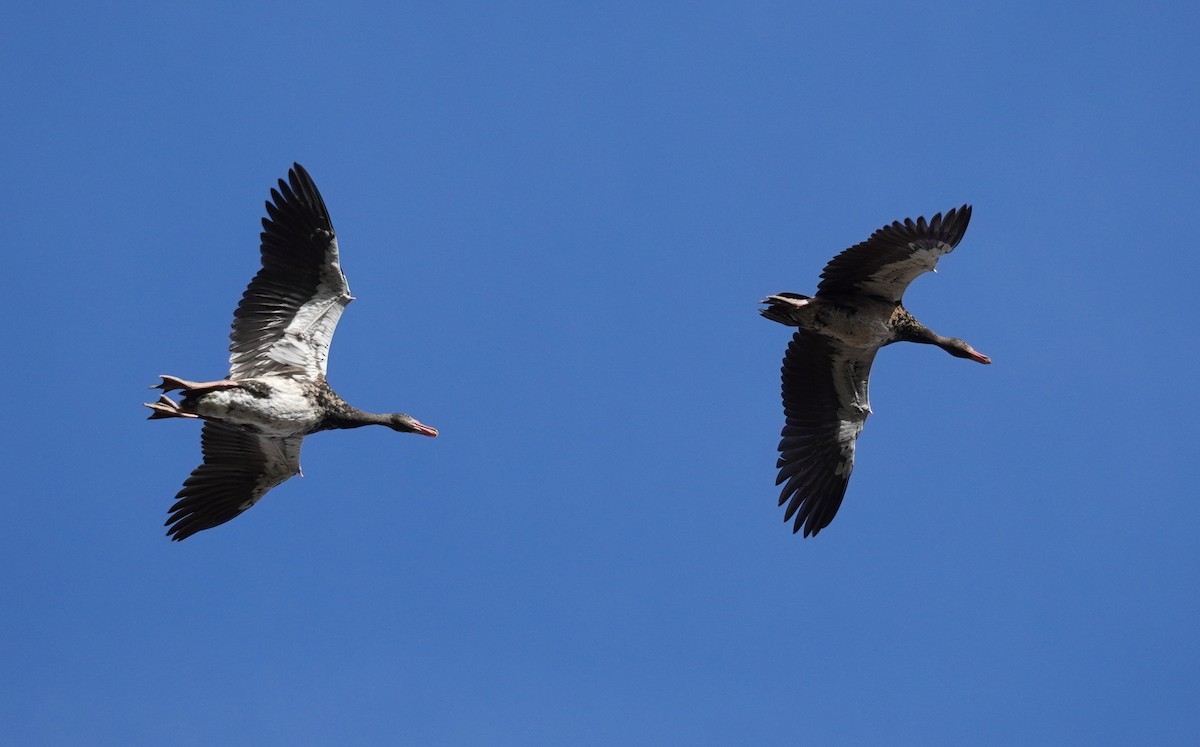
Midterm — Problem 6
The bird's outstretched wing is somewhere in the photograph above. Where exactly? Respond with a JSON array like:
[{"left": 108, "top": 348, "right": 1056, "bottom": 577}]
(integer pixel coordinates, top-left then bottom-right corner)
[
  {"left": 165, "top": 422, "right": 302, "bottom": 541},
  {"left": 229, "top": 163, "right": 352, "bottom": 379},
  {"left": 816, "top": 205, "right": 972, "bottom": 302},
  {"left": 775, "top": 330, "right": 876, "bottom": 536}
]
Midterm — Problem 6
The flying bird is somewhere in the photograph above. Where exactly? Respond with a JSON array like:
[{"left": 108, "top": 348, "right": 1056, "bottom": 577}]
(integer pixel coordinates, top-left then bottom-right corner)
[
  {"left": 146, "top": 164, "right": 437, "bottom": 541},
  {"left": 760, "top": 206, "right": 989, "bottom": 537}
]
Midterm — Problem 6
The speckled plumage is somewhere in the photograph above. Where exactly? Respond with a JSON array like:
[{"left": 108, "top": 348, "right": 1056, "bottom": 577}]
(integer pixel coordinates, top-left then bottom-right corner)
[
  {"left": 146, "top": 164, "right": 436, "bottom": 541},
  {"left": 760, "top": 206, "right": 989, "bottom": 537}
]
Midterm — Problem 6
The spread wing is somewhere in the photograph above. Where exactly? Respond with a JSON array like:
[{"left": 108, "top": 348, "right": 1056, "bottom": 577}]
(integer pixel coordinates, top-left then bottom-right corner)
[
  {"left": 165, "top": 422, "right": 303, "bottom": 541},
  {"left": 816, "top": 205, "right": 972, "bottom": 302},
  {"left": 229, "top": 163, "right": 352, "bottom": 380},
  {"left": 775, "top": 330, "right": 876, "bottom": 537}
]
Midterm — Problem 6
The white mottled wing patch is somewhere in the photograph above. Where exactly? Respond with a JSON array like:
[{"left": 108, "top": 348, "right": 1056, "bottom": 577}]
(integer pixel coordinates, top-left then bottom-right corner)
[
  {"left": 264, "top": 253, "right": 352, "bottom": 378},
  {"left": 229, "top": 164, "right": 355, "bottom": 380},
  {"left": 827, "top": 347, "right": 873, "bottom": 477}
]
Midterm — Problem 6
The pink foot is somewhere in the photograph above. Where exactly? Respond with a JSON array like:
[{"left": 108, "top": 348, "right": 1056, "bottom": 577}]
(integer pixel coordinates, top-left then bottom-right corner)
[
  {"left": 143, "top": 395, "right": 200, "bottom": 420},
  {"left": 152, "top": 375, "right": 238, "bottom": 394}
]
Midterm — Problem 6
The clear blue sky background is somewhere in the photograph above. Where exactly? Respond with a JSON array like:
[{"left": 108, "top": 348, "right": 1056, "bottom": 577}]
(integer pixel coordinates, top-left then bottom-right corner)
[{"left": 3, "top": 2, "right": 1197, "bottom": 744}]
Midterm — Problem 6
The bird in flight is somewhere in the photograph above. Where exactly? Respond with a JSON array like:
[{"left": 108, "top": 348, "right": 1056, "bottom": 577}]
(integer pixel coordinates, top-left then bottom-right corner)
[
  {"left": 146, "top": 164, "right": 437, "bottom": 540},
  {"left": 760, "top": 205, "right": 989, "bottom": 537}
]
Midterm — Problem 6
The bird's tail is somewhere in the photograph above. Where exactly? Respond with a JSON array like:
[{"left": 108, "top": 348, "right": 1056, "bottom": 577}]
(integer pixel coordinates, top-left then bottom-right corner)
[{"left": 759, "top": 293, "right": 811, "bottom": 326}]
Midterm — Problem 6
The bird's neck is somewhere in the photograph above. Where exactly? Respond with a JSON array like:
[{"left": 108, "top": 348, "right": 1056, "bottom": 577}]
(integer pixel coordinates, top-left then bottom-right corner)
[
  {"left": 895, "top": 320, "right": 975, "bottom": 360},
  {"left": 892, "top": 309, "right": 935, "bottom": 342},
  {"left": 322, "top": 405, "right": 390, "bottom": 430}
]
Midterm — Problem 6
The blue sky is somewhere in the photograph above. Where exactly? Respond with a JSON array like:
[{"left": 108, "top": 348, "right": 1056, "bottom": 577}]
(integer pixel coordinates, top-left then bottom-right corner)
[{"left": 3, "top": 1, "right": 1198, "bottom": 744}]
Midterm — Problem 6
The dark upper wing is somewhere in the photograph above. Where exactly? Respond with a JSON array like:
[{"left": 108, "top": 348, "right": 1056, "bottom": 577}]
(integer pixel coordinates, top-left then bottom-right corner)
[
  {"left": 775, "top": 330, "right": 877, "bottom": 537},
  {"left": 229, "top": 163, "right": 352, "bottom": 379},
  {"left": 816, "top": 205, "right": 972, "bottom": 302},
  {"left": 165, "top": 422, "right": 302, "bottom": 541}
]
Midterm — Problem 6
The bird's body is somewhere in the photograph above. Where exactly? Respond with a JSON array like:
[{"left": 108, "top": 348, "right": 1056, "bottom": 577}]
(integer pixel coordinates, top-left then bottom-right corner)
[
  {"left": 177, "top": 378, "right": 326, "bottom": 436},
  {"left": 761, "top": 206, "right": 989, "bottom": 537},
  {"left": 766, "top": 295, "right": 897, "bottom": 348},
  {"left": 146, "top": 164, "right": 436, "bottom": 541}
]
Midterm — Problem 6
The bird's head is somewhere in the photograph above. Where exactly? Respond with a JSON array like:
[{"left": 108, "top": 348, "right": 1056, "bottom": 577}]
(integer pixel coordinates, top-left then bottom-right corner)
[
  {"left": 388, "top": 413, "right": 439, "bottom": 437},
  {"left": 943, "top": 338, "right": 992, "bottom": 364}
]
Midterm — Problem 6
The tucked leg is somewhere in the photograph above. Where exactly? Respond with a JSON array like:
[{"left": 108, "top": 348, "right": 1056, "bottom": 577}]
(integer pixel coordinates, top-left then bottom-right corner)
[
  {"left": 151, "top": 375, "right": 238, "bottom": 394},
  {"left": 144, "top": 395, "right": 200, "bottom": 420}
]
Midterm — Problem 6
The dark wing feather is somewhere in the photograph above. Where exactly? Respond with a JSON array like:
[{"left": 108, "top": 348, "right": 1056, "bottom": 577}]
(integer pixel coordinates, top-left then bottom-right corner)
[
  {"left": 775, "top": 330, "right": 876, "bottom": 536},
  {"left": 165, "top": 422, "right": 302, "bottom": 541},
  {"left": 816, "top": 205, "right": 972, "bottom": 302},
  {"left": 229, "top": 163, "right": 352, "bottom": 379}
]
